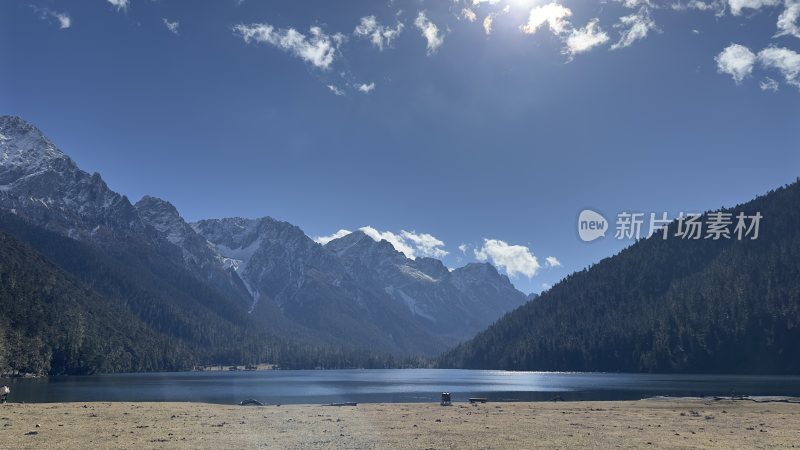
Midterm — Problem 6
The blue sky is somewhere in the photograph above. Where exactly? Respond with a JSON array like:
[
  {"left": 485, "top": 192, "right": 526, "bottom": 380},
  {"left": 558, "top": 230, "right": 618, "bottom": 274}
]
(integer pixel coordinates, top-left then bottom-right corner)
[{"left": 2, "top": 0, "right": 799, "bottom": 294}]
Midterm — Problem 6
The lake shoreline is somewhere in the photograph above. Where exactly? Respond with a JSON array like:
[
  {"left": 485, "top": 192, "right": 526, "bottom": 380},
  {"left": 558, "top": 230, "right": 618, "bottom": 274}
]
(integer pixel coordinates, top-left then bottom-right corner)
[{"left": 3, "top": 398, "right": 799, "bottom": 449}]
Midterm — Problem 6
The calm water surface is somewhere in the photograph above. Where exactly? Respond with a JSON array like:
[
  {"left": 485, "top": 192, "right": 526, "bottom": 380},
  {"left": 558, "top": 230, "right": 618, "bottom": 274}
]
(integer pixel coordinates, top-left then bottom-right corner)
[{"left": 3, "top": 370, "right": 800, "bottom": 404}]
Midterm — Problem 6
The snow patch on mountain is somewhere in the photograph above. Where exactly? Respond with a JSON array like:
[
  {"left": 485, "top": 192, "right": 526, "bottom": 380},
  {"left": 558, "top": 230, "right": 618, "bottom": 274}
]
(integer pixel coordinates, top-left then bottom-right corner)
[
  {"left": 398, "top": 264, "right": 439, "bottom": 283},
  {"left": 385, "top": 286, "right": 436, "bottom": 321}
]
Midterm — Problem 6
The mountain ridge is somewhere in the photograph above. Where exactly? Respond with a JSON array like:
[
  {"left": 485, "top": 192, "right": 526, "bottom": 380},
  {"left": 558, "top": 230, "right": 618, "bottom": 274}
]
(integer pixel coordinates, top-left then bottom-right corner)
[
  {"left": 439, "top": 179, "right": 800, "bottom": 374},
  {"left": 0, "top": 115, "right": 530, "bottom": 369}
]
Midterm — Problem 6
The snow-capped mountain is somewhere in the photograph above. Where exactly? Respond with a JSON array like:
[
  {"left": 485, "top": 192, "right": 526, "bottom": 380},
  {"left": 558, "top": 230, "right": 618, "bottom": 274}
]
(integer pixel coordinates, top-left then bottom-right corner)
[
  {"left": 0, "top": 115, "right": 532, "bottom": 356},
  {"left": 192, "top": 217, "right": 445, "bottom": 353},
  {"left": 326, "top": 231, "right": 528, "bottom": 342},
  {"left": 0, "top": 116, "right": 148, "bottom": 244},
  {"left": 134, "top": 196, "right": 255, "bottom": 309}
]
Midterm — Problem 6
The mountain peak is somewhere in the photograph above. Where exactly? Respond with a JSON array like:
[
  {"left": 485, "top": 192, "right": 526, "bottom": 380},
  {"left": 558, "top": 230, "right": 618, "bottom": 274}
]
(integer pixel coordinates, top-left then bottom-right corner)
[
  {"left": 0, "top": 115, "right": 42, "bottom": 138},
  {"left": 134, "top": 196, "right": 187, "bottom": 245},
  {"left": 1, "top": 116, "right": 69, "bottom": 181},
  {"left": 325, "top": 229, "right": 405, "bottom": 261},
  {"left": 191, "top": 215, "right": 306, "bottom": 253},
  {"left": 454, "top": 262, "right": 501, "bottom": 277},
  {"left": 135, "top": 195, "right": 180, "bottom": 216}
]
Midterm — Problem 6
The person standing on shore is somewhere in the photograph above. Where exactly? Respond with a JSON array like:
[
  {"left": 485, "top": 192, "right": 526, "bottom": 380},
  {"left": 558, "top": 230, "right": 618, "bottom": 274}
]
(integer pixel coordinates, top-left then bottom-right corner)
[{"left": 1, "top": 385, "right": 9, "bottom": 403}]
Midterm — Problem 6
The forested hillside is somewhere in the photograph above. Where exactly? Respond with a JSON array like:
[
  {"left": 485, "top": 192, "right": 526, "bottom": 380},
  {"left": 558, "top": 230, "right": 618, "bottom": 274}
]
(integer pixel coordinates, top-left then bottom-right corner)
[
  {"left": 0, "top": 230, "right": 191, "bottom": 375},
  {"left": 440, "top": 180, "right": 800, "bottom": 374},
  {"left": 0, "top": 213, "right": 409, "bottom": 375}
]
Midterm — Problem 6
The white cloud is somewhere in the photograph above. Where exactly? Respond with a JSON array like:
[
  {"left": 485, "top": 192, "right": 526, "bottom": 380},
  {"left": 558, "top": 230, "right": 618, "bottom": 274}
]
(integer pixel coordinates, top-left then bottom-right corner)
[
  {"left": 162, "top": 18, "right": 179, "bottom": 35},
  {"left": 758, "top": 46, "right": 800, "bottom": 87},
  {"left": 518, "top": 3, "right": 607, "bottom": 58},
  {"left": 359, "top": 227, "right": 416, "bottom": 259},
  {"left": 715, "top": 43, "right": 757, "bottom": 83},
  {"left": 357, "top": 82, "right": 376, "bottom": 93},
  {"left": 472, "top": 0, "right": 502, "bottom": 4},
  {"left": 760, "top": 76, "right": 780, "bottom": 90},
  {"left": 32, "top": 7, "right": 71, "bottom": 29},
  {"left": 481, "top": 6, "right": 510, "bottom": 36},
  {"left": 327, "top": 85, "right": 346, "bottom": 96},
  {"left": 458, "top": 243, "right": 468, "bottom": 254},
  {"left": 483, "top": 15, "right": 495, "bottom": 35},
  {"left": 776, "top": 1, "right": 800, "bottom": 39},
  {"left": 314, "top": 229, "right": 352, "bottom": 245},
  {"left": 563, "top": 19, "right": 610, "bottom": 56},
  {"left": 233, "top": 24, "right": 344, "bottom": 70},
  {"left": 316, "top": 226, "right": 448, "bottom": 259},
  {"left": 55, "top": 12, "right": 71, "bottom": 29},
  {"left": 611, "top": 8, "right": 657, "bottom": 49},
  {"left": 414, "top": 11, "right": 445, "bottom": 54},
  {"left": 545, "top": 256, "right": 562, "bottom": 267},
  {"left": 358, "top": 226, "right": 448, "bottom": 259},
  {"left": 107, "top": 0, "right": 129, "bottom": 11},
  {"left": 716, "top": 44, "right": 800, "bottom": 88},
  {"left": 671, "top": 0, "right": 725, "bottom": 11},
  {"left": 474, "top": 239, "right": 541, "bottom": 278},
  {"left": 354, "top": 16, "right": 404, "bottom": 51},
  {"left": 400, "top": 230, "right": 449, "bottom": 258},
  {"left": 520, "top": 2, "right": 573, "bottom": 35},
  {"left": 462, "top": 8, "right": 478, "bottom": 22},
  {"left": 541, "top": 283, "right": 552, "bottom": 290},
  {"left": 727, "top": 0, "right": 781, "bottom": 15},
  {"left": 617, "top": 0, "right": 655, "bottom": 7}
]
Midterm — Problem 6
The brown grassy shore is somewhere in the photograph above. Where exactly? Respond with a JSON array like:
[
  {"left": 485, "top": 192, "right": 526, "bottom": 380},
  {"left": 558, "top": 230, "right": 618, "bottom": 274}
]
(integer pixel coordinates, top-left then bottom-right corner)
[{"left": 1, "top": 398, "right": 799, "bottom": 449}]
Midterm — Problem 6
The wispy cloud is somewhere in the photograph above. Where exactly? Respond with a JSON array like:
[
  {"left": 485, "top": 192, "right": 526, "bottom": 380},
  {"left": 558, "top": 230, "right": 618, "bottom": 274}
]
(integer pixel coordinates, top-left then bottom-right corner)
[
  {"left": 359, "top": 226, "right": 448, "bottom": 259},
  {"left": 30, "top": 6, "right": 71, "bottom": 29},
  {"left": 728, "top": 0, "right": 781, "bottom": 16},
  {"left": 162, "top": 18, "right": 180, "bottom": 35},
  {"left": 414, "top": 11, "right": 445, "bottom": 54},
  {"left": 545, "top": 256, "right": 562, "bottom": 267},
  {"left": 357, "top": 82, "right": 376, "bottom": 93},
  {"left": 327, "top": 85, "right": 346, "bottom": 96},
  {"left": 760, "top": 76, "right": 780, "bottom": 90},
  {"left": 317, "top": 226, "right": 449, "bottom": 259},
  {"left": 563, "top": 19, "right": 610, "bottom": 57},
  {"left": 611, "top": 7, "right": 658, "bottom": 49},
  {"left": 776, "top": 0, "right": 800, "bottom": 39},
  {"left": 615, "top": 0, "right": 655, "bottom": 7},
  {"left": 758, "top": 46, "right": 800, "bottom": 87},
  {"left": 107, "top": 0, "right": 129, "bottom": 12},
  {"left": 233, "top": 24, "right": 344, "bottom": 70},
  {"left": 474, "top": 239, "right": 541, "bottom": 278},
  {"left": 483, "top": 15, "right": 495, "bottom": 35},
  {"left": 359, "top": 227, "right": 416, "bottom": 257},
  {"left": 314, "top": 229, "right": 351, "bottom": 244},
  {"left": 354, "top": 16, "right": 404, "bottom": 51},
  {"left": 400, "top": 230, "right": 449, "bottom": 258},
  {"left": 481, "top": 5, "right": 509, "bottom": 36},
  {"left": 461, "top": 8, "right": 478, "bottom": 22},
  {"left": 670, "top": 0, "right": 725, "bottom": 13},
  {"left": 518, "top": 3, "right": 607, "bottom": 58},
  {"left": 520, "top": 2, "right": 573, "bottom": 35}
]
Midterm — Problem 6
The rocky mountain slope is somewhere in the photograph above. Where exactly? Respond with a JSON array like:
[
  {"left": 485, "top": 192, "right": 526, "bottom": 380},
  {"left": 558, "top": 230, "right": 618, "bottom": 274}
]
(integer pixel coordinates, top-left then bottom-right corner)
[{"left": 0, "top": 115, "right": 530, "bottom": 367}]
